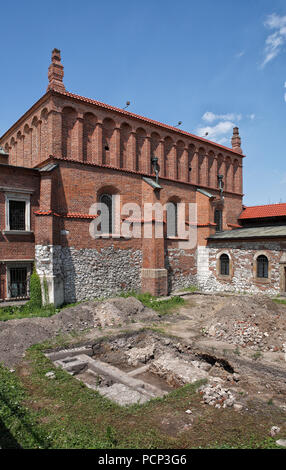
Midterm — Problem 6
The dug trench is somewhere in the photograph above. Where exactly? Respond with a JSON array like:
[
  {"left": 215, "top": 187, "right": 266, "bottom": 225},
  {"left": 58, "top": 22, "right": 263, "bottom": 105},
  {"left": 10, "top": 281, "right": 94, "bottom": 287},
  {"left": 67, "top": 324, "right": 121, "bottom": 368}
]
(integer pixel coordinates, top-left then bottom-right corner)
[
  {"left": 44, "top": 329, "right": 286, "bottom": 419},
  {"left": 2, "top": 293, "right": 286, "bottom": 433}
]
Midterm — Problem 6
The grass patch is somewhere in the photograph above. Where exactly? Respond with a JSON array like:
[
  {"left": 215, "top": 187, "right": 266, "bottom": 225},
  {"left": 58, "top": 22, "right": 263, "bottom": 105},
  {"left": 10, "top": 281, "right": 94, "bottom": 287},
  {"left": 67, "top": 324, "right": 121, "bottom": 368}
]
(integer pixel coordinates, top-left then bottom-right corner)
[
  {"left": 0, "top": 302, "right": 57, "bottom": 322},
  {"left": 273, "top": 298, "right": 286, "bottom": 305},
  {"left": 120, "top": 291, "right": 185, "bottom": 315},
  {"left": 181, "top": 285, "right": 198, "bottom": 293},
  {"left": 0, "top": 347, "right": 284, "bottom": 449}
]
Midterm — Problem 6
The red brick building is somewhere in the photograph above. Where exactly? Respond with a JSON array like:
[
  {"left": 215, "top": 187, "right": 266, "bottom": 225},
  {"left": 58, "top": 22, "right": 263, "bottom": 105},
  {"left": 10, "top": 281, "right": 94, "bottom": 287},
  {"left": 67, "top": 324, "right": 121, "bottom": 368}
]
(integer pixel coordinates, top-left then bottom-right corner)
[{"left": 0, "top": 49, "right": 284, "bottom": 305}]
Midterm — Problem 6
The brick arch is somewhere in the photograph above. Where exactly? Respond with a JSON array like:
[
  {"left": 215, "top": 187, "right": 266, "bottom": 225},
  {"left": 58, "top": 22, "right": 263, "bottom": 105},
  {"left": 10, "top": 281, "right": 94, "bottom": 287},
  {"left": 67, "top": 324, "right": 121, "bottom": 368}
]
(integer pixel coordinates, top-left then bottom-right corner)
[
  {"left": 102, "top": 117, "right": 115, "bottom": 165},
  {"left": 176, "top": 140, "right": 185, "bottom": 180},
  {"left": 225, "top": 156, "right": 233, "bottom": 192},
  {"left": 198, "top": 147, "right": 206, "bottom": 185},
  {"left": 31, "top": 116, "right": 41, "bottom": 165},
  {"left": 83, "top": 112, "right": 97, "bottom": 163},
  {"left": 217, "top": 153, "right": 224, "bottom": 189},
  {"left": 23, "top": 124, "right": 32, "bottom": 166},
  {"left": 233, "top": 158, "right": 239, "bottom": 193},
  {"left": 97, "top": 184, "right": 120, "bottom": 198},
  {"left": 62, "top": 106, "right": 77, "bottom": 159},
  {"left": 40, "top": 108, "right": 49, "bottom": 121},
  {"left": 164, "top": 136, "right": 173, "bottom": 178},
  {"left": 188, "top": 144, "right": 196, "bottom": 183},
  {"left": 135, "top": 127, "right": 146, "bottom": 172},
  {"left": 207, "top": 150, "right": 215, "bottom": 187},
  {"left": 16, "top": 130, "right": 24, "bottom": 166},
  {"left": 151, "top": 131, "right": 160, "bottom": 155},
  {"left": 120, "top": 122, "right": 132, "bottom": 169},
  {"left": 9, "top": 136, "right": 17, "bottom": 165}
]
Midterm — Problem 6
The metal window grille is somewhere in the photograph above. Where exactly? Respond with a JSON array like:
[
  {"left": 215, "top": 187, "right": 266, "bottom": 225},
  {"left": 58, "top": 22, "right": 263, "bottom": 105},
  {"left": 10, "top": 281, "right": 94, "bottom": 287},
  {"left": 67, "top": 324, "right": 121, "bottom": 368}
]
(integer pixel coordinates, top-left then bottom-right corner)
[
  {"left": 214, "top": 209, "right": 222, "bottom": 232},
  {"left": 9, "top": 200, "right": 26, "bottom": 230},
  {"left": 257, "top": 255, "right": 268, "bottom": 278},
  {"left": 9, "top": 267, "right": 28, "bottom": 298},
  {"left": 220, "top": 254, "right": 229, "bottom": 276}
]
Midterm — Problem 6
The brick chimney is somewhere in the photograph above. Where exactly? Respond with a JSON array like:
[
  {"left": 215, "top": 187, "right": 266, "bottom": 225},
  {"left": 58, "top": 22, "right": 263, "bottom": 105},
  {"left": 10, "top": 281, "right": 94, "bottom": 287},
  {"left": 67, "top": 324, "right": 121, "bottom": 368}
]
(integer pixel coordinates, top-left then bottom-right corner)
[
  {"left": 231, "top": 127, "right": 242, "bottom": 154},
  {"left": 47, "top": 48, "right": 66, "bottom": 93}
]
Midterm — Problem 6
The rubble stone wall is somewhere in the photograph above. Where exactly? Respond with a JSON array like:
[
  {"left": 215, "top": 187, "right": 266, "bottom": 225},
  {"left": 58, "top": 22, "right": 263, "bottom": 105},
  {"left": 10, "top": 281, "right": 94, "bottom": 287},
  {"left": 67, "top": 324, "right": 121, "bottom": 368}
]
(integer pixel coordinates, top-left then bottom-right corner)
[
  {"left": 197, "top": 242, "right": 284, "bottom": 295},
  {"left": 36, "top": 244, "right": 142, "bottom": 304}
]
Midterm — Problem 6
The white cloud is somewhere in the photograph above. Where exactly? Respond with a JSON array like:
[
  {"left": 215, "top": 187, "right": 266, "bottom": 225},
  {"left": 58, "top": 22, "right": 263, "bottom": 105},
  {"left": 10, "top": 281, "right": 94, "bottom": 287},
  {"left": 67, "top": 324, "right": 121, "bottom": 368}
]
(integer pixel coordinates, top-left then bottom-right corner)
[
  {"left": 248, "top": 113, "right": 255, "bottom": 120},
  {"left": 236, "top": 51, "right": 245, "bottom": 58},
  {"left": 196, "top": 121, "right": 235, "bottom": 143},
  {"left": 261, "top": 13, "right": 286, "bottom": 67},
  {"left": 202, "top": 111, "right": 242, "bottom": 123}
]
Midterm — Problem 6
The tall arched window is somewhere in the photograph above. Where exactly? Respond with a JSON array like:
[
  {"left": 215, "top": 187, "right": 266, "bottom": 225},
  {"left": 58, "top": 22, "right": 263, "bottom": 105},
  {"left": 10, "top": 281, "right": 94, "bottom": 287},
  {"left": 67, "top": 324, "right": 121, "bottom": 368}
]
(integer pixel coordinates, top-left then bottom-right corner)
[
  {"left": 166, "top": 202, "right": 178, "bottom": 237},
  {"left": 100, "top": 194, "right": 113, "bottom": 234},
  {"left": 257, "top": 255, "right": 268, "bottom": 278},
  {"left": 220, "top": 254, "right": 229, "bottom": 276}
]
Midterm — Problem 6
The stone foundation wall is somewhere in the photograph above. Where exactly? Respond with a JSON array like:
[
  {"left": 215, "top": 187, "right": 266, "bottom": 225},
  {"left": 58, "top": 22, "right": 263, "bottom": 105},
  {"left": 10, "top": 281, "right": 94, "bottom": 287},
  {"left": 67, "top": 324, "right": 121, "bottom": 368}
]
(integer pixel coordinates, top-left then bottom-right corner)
[
  {"left": 197, "top": 242, "right": 283, "bottom": 295},
  {"left": 36, "top": 244, "right": 142, "bottom": 304},
  {"left": 165, "top": 247, "right": 197, "bottom": 293}
]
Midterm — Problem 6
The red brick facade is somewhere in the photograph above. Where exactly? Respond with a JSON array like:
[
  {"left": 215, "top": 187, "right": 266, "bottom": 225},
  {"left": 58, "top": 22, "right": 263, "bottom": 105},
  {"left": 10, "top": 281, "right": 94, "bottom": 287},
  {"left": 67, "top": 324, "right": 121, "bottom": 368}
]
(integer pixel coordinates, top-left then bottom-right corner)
[{"left": 0, "top": 49, "right": 249, "bottom": 304}]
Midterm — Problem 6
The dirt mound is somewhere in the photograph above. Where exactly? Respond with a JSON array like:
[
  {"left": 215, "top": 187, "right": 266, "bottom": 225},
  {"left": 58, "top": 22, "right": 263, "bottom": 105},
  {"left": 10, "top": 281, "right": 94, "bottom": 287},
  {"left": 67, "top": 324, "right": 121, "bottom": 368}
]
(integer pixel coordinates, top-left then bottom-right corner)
[
  {"left": 0, "top": 297, "right": 158, "bottom": 366},
  {"left": 204, "top": 295, "right": 286, "bottom": 352}
]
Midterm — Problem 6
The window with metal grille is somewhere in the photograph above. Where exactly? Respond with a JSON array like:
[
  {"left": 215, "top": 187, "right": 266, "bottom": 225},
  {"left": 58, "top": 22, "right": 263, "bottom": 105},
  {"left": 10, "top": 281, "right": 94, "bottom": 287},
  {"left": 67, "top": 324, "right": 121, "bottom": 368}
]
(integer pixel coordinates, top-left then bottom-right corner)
[
  {"left": 214, "top": 209, "right": 222, "bottom": 232},
  {"left": 9, "top": 267, "right": 28, "bottom": 298},
  {"left": 9, "top": 200, "right": 26, "bottom": 230},
  {"left": 220, "top": 254, "right": 229, "bottom": 275},
  {"left": 257, "top": 255, "right": 268, "bottom": 278},
  {"left": 100, "top": 194, "right": 113, "bottom": 234}
]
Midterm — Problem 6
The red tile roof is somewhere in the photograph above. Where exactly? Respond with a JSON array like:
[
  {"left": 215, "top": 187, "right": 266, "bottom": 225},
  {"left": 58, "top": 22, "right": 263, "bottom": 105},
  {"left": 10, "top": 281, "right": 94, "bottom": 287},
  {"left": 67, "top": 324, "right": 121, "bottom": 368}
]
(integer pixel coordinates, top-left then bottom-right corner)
[{"left": 239, "top": 203, "right": 286, "bottom": 220}]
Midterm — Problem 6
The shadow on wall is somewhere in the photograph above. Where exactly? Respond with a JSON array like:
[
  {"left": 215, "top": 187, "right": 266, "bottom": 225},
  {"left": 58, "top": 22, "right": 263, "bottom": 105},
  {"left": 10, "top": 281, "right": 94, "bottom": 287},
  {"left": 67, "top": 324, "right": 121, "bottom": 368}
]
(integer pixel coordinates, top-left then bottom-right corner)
[{"left": 60, "top": 245, "right": 143, "bottom": 303}]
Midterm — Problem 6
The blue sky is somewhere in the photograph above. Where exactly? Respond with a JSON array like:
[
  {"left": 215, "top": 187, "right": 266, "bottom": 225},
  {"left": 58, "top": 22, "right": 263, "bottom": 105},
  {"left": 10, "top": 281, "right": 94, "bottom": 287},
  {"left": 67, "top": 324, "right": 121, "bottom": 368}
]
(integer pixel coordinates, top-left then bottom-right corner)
[{"left": 0, "top": 0, "right": 286, "bottom": 206}]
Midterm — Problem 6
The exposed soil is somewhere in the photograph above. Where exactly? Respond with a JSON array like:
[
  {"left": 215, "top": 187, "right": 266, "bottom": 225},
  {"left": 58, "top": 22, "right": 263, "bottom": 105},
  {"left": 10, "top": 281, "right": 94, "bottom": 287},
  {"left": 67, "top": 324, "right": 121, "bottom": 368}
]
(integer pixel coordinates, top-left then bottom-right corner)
[
  {"left": 1, "top": 292, "right": 286, "bottom": 425},
  {"left": 0, "top": 297, "right": 157, "bottom": 366}
]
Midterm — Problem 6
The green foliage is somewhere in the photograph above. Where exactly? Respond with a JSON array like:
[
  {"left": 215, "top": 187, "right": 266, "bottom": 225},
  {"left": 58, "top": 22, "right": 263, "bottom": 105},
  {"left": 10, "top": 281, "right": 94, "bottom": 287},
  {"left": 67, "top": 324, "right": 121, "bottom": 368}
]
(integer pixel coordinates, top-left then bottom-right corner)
[
  {"left": 43, "top": 276, "right": 49, "bottom": 306},
  {"left": 29, "top": 266, "right": 42, "bottom": 308},
  {"left": 0, "top": 303, "right": 56, "bottom": 322},
  {"left": 120, "top": 291, "right": 184, "bottom": 315},
  {"left": 0, "top": 364, "right": 50, "bottom": 448},
  {"left": 181, "top": 285, "right": 198, "bottom": 293}
]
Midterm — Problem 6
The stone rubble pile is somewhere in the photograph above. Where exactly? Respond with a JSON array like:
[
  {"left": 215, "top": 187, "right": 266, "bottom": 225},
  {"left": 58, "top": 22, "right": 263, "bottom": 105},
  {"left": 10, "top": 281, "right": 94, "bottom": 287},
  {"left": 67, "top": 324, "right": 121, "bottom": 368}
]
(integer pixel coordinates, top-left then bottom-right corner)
[
  {"left": 207, "top": 320, "right": 281, "bottom": 352},
  {"left": 198, "top": 382, "right": 242, "bottom": 410}
]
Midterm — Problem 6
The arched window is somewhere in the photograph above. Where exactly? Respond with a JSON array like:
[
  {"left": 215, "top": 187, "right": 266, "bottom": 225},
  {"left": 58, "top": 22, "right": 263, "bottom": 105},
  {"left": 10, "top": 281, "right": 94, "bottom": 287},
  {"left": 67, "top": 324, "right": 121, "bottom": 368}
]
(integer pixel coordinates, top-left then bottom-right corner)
[
  {"left": 166, "top": 202, "right": 178, "bottom": 237},
  {"left": 220, "top": 254, "right": 229, "bottom": 276},
  {"left": 100, "top": 194, "right": 113, "bottom": 234},
  {"left": 257, "top": 255, "right": 268, "bottom": 278},
  {"left": 214, "top": 209, "right": 223, "bottom": 232}
]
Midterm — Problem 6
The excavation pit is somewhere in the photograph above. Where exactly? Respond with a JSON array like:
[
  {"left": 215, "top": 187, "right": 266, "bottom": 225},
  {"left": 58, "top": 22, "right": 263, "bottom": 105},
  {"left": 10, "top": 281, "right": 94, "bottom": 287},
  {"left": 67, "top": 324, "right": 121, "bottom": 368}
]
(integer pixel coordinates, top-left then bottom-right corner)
[{"left": 46, "top": 331, "right": 236, "bottom": 405}]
